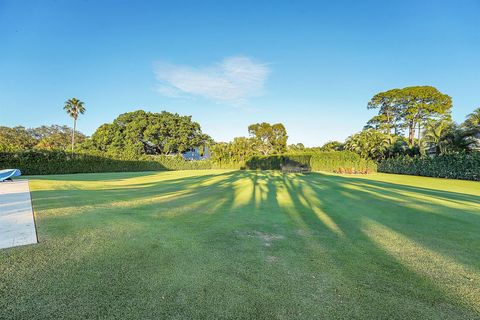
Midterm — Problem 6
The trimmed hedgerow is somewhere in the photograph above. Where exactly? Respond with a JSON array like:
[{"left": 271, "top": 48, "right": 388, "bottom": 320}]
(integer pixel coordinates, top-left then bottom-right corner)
[
  {"left": 245, "top": 152, "right": 376, "bottom": 173},
  {"left": 0, "top": 150, "right": 213, "bottom": 175},
  {"left": 0, "top": 150, "right": 377, "bottom": 175},
  {"left": 309, "top": 152, "right": 376, "bottom": 173},
  {"left": 378, "top": 153, "right": 480, "bottom": 181},
  {"left": 245, "top": 155, "right": 284, "bottom": 170}
]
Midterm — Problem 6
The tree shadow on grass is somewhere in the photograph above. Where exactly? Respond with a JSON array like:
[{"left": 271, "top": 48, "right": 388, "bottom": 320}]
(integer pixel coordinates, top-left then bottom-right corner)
[
  {"left": 300, "top": 173, "right": 480, "bottom": 269},
  {"left": 5, "top": 170, "right": 479, "bottom": 319},
  {"left": 30, "top": 170, "right": 237, "bottom": 211},
  {"left": 287, "top": 172, "right": 479, "bottom": 315},
  {"left": 239, "top": 171, "right": 479, "bottom": 317},
  {"left": 314, "top": 173, "right": 480, "bottom": 206},
  {"left": 26, "top": 171, "right": 162, "bottom": 181}
]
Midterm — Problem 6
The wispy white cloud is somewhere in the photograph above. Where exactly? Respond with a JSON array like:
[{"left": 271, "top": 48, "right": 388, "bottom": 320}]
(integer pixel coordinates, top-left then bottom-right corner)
[{"left": 154, "top": 56, "right": 270, "bottom": 103}]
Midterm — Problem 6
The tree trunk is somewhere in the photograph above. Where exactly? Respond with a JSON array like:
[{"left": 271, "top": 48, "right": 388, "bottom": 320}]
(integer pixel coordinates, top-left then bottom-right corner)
[
  {"left": 72, "top": 118, "right": 76, "bottom": 152},
  {"left": 417, "top": 122, "right": 421, "bottom": 146},
  {"left": 386, "top": 113, "right": 391, "bottom": 135},
  {"left": 408, "top": 121, "right": 416, "bottom": 146}
]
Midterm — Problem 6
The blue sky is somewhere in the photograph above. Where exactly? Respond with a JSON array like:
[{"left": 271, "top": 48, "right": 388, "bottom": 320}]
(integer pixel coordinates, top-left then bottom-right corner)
[{"left": 1, "top": 0, "right": 479, "bottom": 146}]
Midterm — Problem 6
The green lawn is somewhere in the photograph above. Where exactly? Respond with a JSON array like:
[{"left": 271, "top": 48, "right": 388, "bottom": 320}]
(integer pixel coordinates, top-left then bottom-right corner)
[{"left": 1, "top": 170, "right": 479, "bottom": 319}]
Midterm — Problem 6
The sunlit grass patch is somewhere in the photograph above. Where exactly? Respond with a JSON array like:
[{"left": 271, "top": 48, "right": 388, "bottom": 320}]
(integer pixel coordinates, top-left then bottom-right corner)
[{"left": 1, "top": 170, "right": 479, "bottom": 319}]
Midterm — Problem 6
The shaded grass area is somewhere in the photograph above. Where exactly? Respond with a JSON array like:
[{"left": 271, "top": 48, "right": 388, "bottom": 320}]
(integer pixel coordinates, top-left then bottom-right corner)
[{"left": 1, "top": 170, "right": 479, "bottom": 319}]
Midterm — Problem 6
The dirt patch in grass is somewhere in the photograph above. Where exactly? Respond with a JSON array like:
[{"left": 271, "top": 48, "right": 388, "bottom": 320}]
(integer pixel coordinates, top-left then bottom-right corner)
[
  {"left": 266, "top": 255, "right": 279, "bottom": 263},
  {"left": 236, "top": 230, "right": 285, "bottom": 246}
]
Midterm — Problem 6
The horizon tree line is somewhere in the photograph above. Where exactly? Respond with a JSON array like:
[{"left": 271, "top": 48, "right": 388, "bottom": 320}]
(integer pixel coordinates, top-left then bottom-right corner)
[{"left": 0, "top": 88, "right": 478, "bottom": 162}]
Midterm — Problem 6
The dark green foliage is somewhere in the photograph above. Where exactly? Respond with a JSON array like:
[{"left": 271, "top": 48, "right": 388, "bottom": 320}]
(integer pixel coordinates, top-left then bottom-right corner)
[
  {"left": 79, "top": 110, "right": 211, "bottom": 157},
  {"left": 378, "top": 153, "right": 480, "bottom": 181},
  {"left": 245, "top": 152, "right": 376, "bottom": 172},
  {"left": 0, "top": 150, "right": 212, "bottom": 175},
  {"left": 245, "top": 155, "right": 284, "bottom": 170},
  {"left": 309, "top": 151, "right": 376, "bottom": 172},
  {"left": 0, "top": 126, "right": 37, "bottom": 151},
  {"left": 33, "top": 125, "right": 87, "bottom": 150},
  {"left": 148, "top": 155, "right": 213, "bottom": 171},
  {"left": 0, "top": 150, "right": 375, "bottom": 175},
  {"left": 0, "top": 125, "right": 86, "bottom": 152}
]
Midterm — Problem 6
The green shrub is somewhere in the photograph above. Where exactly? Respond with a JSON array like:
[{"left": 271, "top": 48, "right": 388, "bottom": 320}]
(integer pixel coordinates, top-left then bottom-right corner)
[
  {"left": 378, "top": 153, "right": 480, "bottom": 181},
  {"left": 210, "top": 160, "right": 246, "bottom": 170},
  {"left": 245, "top": 155, "right": 284, "bottom": 170},
  {"left": 245, "top": 152, "right": 376, "bottom": 172},
  {"left": 0, "top": 150, "right": 213, "bottom": 175},
  {"left": 0, "top": 150, "right": 378, "bottom": 175},
  {"left": 309, "top": 151, "right": 376, "bottom": 172}
]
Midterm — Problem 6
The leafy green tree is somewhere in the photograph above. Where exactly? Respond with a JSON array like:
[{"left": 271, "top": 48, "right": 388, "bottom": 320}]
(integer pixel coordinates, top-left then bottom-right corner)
[
  {"left": 367, "top": 86, "right": 452, "bottom": 145},
  {"left": 367, "top": 89, "right": 403, "bottom": 134},
  {"left": 319, "top": 141, "right": 344, "bottom": 151},
  {"left": 0, "top": 126, "right": 37, "bottom": 152},
  {"left": 63, "top": 98, "right": 86, "bottom": 152},
  {"left": 211, "top": 137, "right": 257, "bottom": 164},
  {"left": 0, "top": 125, "right": 85, "bottom": 152},
  {"left": 33, "top": 125, "right": 86, "bottom": 151},
  {"left": 288, "top": 143, "right": 305, "bottom": 152},
  {"left": 80, "top": 110, "right": 211, "bottom": 158},
  {"left": 402, "top": 86, "right": 452, "bottom": 145},
  {"left": 248, "top": 122, "right": 287, "bottom": 155},
  {"left": 364, "top": 114, "right": 391, "bottom": 132},
  {"left": 229, "top": 137, "right": 257, "bottom": 162}
]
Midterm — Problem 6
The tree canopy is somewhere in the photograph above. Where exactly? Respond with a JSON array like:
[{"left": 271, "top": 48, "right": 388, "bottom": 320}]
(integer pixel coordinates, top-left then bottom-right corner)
[
  {"left": 367, "top": 86, "right": 452, "bottom": 144},
  {"left": 0, "top": 125, "right": 86, "bottom": 152},
  {"left": 248, "top": 122, "right": 287, "bottom": 155},
  {"left": 0, "top": 126, "right": 37, "bottom": 152},
  {"left": 79, "top": 110, "right": 211, "bottom": 158},
  {"left": 367, "top": 88, "right": 403, "bottom": 135}
]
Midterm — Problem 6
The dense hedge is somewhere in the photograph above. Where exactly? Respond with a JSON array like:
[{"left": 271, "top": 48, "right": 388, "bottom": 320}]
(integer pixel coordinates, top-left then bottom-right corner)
[
  {"left": 0, "top": 151, "right": 213, "bottom": 175},
  {"left": 1, "top": 150, "right": 376, "bottom": 175},
  {"left": 378, "top": 153, "right": 480, "bottom": 181},
  {"left": 309, "top": 152, "right": 376, "bottom": 172},
  {"left": 245, "top": 152, "right": 376, "bottom": 172}
]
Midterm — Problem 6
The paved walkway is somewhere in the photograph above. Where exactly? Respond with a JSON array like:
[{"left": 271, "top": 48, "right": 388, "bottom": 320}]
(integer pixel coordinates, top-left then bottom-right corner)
[{"left": 0, "top": 180, "right": 37, "bottom": 249}]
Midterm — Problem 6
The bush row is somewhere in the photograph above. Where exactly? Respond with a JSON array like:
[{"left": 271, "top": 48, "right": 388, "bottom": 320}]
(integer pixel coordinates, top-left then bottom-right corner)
[
  {"left": 378, "top": 153, "right": 480, "bottom": 181},
  {"left": 245, "top": 152, "right": 377, "bottom": 172},
  {"left": 0, "top": 151, "right": 213, "bottom": 175},
  {"left": 0, "top": 150, "right": 376, "bottom": 175}
]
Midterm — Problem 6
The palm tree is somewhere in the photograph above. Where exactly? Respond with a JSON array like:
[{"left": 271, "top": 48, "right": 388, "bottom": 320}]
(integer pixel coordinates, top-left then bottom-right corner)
[
  {"left": 344, "top": 129, "right": 392, "bottom": 160},
  {"left": 63, "top": 98, "right": 86, "bottom": 152},
  {"left": 440, "top": 126, "right": 477, "bottom": 153},
  {"left": 423, "top": 119, "right": 452, "bottom": 154},
  {"left": 464, "top": 108, "right": 480, "bottom": 129}
]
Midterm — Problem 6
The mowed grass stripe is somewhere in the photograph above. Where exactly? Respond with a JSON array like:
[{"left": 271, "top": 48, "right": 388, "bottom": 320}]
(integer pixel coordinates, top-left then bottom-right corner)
[{"left": 1, "top": 170, "right": 479, "bottom": 319}]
